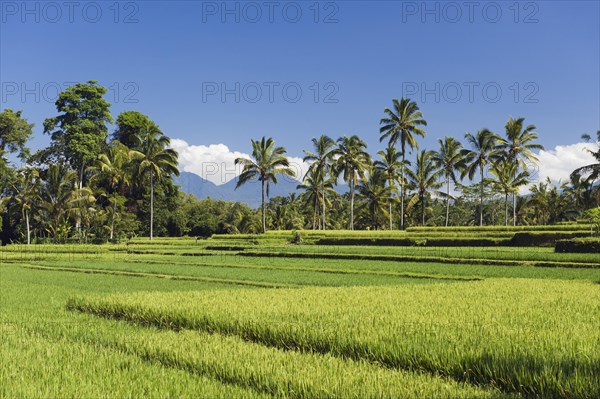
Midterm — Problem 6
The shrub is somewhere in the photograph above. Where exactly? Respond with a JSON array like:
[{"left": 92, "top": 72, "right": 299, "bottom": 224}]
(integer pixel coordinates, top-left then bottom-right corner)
[
  {"left": 555, "top": 238, "right": 600, "bottom": 254},
  {"left": 509, "top": 232, "right": 590, "bottom": 247}
]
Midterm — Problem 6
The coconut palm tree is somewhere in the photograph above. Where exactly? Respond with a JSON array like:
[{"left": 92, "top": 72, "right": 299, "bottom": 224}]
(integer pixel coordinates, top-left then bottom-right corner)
[
  {"left": 235, "top": 137, "right": 296, "bottom": 233},
  {"left": 374, "top": 146, "right": 404, "bottom": 230},
  {"left": 489, "top": 157, "right": 530, "bottom": 226},
  {"left": 380, "top": 98, "right": 427, "bottom": 230},
  {"left": 303, "top": 135, "right": 335, "bottom": 229},
  {"left": 431, "top": 137, "right": 466, "bottom": 227},
  {"left": 331, "top": 135, "right": 370, "bottom": 230},
  {"left": 297, "top": 167, "right": 336, "bottom": 230},
  {"left": 91, "top": 141, "right": 136, "bottom": 240},
  {"left": 405, "top": 150, "right": 443, "bottom": 226},
  {"left": 8, "top": 167, "right": 40, "bottom": 244},
  {"left": 357, "top": 166, "right": 393, "bottom": 230},
  {"left": 38, "top": 163, "right": 77, "bottom": 241},
  {"left": 498, "top": 117, "right": 543, "bottom": 225},
  {"left": 462, "top": 129, "right": 502, "bottom": 226},
  {"left": 132, "top": 128, "right": 179, "bottom": 240},
  {"left": 571, "top": 131, "right": 600, "bottom": 186}
]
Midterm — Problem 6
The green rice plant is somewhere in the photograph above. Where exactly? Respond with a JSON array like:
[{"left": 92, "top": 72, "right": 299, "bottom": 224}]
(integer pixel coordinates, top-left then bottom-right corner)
[
  {"left": 74, "top": 323, "right": 507, "bottom": 399},
  {"left": 69, "top": 279, "right": 600, "bottom": 398},
  {"left": 1, "top": 328, "right": 264, "bottom": 399}
]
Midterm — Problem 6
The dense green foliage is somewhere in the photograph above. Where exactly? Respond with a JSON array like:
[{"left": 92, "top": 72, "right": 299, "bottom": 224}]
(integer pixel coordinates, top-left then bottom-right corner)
[{"left": 1, "top": 85, "right": 599, "bottom": 243}]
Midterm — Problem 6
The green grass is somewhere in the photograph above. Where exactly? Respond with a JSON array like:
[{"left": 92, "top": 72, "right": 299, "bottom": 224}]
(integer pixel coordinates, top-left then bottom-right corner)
[{"left": 70, "top": 279, "right": 600, "bottom": 399}]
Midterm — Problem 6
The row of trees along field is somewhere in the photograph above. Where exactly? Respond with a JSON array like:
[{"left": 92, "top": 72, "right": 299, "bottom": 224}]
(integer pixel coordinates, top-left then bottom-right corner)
[{"left": 1, "top": 81, "right": 599, "bottom": 242}]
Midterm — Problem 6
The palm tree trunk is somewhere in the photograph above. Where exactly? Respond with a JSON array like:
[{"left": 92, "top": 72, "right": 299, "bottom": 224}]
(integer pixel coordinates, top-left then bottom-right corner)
[
  {"left": 389, "top": 179, "right": 393, "bottom": 230},
  {"left": 261, "top": 179, "right": 266, "bottom": 233},
  {"left": 26, "top": 210, "right": 30, "bottom": 245},
  {"left": 512, "top": 193, "right": 517, "bottom": 226},
  {"left": 322, "top": 181, "right": 326, "bottom": 230},
  {"left": 400, "top": 158, "right": 405, "bottom": 230},
  {"left": 110, "top": 191, "right": 117, "bottom": 241},
  {"left": 150, "top": 172, "right": 154, "bottom": 240},
  {"left": 479, "top": 165, "right": 484, "bottom": 226},
  {"left": 313, "top": 194, "right": 318, "bottom": 230},
  {"left": 505, "top": 192, "right": 509, "bottom": 226},
  {"left": 389, "top": 200, "right": 393, "bottom": 230},
  {"left": 421, "top": 195, "right": 425, "bottom": 226},
  {"left": 445, "top": 177, "right": 450, "bottom": 227},
  {"left": 350, "top": 180, "right": 355, "bottom": 230}
]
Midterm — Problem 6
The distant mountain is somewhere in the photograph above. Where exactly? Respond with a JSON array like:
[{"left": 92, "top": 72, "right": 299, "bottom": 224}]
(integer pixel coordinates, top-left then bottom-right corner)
[{"left": 174, "top": 171, "right": 301, "bottom": 208}]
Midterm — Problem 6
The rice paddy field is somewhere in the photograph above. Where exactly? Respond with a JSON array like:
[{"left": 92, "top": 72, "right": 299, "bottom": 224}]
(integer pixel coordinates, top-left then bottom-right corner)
[{"left": 1, "top": 226, "right": 599, "bottom": 398}]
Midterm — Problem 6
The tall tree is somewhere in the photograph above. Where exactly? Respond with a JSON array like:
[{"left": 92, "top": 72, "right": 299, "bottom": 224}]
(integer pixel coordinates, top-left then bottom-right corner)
[
  {"left": 331, "top": 135, "right": 370, "bottom": 230},
  {"left": 380, "top": 98, "right": 427, "bottom": 229},
  {"left": 405, "top": 150, "right": 443, "bottom": 226},
  {"left": 132, "top": 128, "right": 179, "bottom": 240},
  {"left": 235, "top": 137, "right": 295, "bottom": 233},
  {"left": 462, "top": 129, "right": 502, "bottom": 226},
  {"left": 374, "top": 146, "right": 404, "bottom": 230},
  {"left": 303, "top": 135, "right": 335, "bottom": 229},
  {"left": 498, "top": 117, "right": 543, "bottom": 226},
  {"left": 112, "top": 111, "right": 154, "bottom": 149},
  {"left": 431, "top": 137, "right": 466, "bottom": 227},
  {"left": 0, "top": 109, "right": 33, "bottom": 165},
  {"left": 42, "top": 81, "right": 113, "bottom": 188}
]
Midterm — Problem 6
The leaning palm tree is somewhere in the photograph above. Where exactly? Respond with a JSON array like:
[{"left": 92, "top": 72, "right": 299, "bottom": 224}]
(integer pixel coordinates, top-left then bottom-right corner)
[
  {"left": 132, "top": 129, "right": 179, "bottom": 240},
  {"left": 498, "top": 117, "right": 543, "bottom": 226},
  {"left": 91, "top": 142, "right": 135, "bottom": 240},
  {"left": 331, "top": 135, "right": 370, "bottom": 230},
  {"left": 571, "top": 131, "right": 600, "bottom": 186},
  {"left": 374, "top": 146, "right": 404, "bottom": 230},
  {"left": 490, "top": 157, "right": 530, "bottom": 226},
  {"left": 431, "top": 137, "right": 466, "bottom": 227},
  {"left": 235, "top": 137, "right": 296, "bottom": 233},
  {"left": 303, "top": 135, "right": 335, "bottom": 229},
  {"left": 405, "top": 150, "right": 443, "bottom": 226},
  {"left": 462, "top": 129, "right": 502, "bottom": 226},
  {"left": 380, "top": 97, "right": 427, "bottom": 229}
]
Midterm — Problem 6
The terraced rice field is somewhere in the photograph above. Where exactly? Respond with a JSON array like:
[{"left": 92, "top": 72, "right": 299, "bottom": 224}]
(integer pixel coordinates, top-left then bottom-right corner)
[{"left": 1, "top": 227, "right": 599, "bottom": 398}]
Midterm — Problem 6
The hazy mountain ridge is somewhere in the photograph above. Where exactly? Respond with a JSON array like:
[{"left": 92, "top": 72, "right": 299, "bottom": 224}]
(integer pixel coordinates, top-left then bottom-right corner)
[{"left": 174, "top": 171, "right": 302, "bottom": 208}]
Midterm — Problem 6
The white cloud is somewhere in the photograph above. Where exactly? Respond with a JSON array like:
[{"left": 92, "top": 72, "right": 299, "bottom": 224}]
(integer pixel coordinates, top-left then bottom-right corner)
[
  {"left": 534, "top": 142, "right": 596, "bottom": 185},
  {"left": 170, "top": 138, "right": 310, "bottom": 185}
]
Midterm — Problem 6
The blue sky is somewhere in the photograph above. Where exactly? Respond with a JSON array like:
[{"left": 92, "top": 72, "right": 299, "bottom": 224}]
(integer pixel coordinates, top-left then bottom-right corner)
[{"left": 1, "top": 1, "right": 599, "bottom": 184}]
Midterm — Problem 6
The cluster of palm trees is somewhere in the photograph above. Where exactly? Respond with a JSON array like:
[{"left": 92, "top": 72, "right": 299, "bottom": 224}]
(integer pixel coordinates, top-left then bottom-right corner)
[
  {"left": 4, "top": 124, "right": 179, "bottom": 243},
  {"left": 235, "top": 98, "right": 554, "bottom": 231}
]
